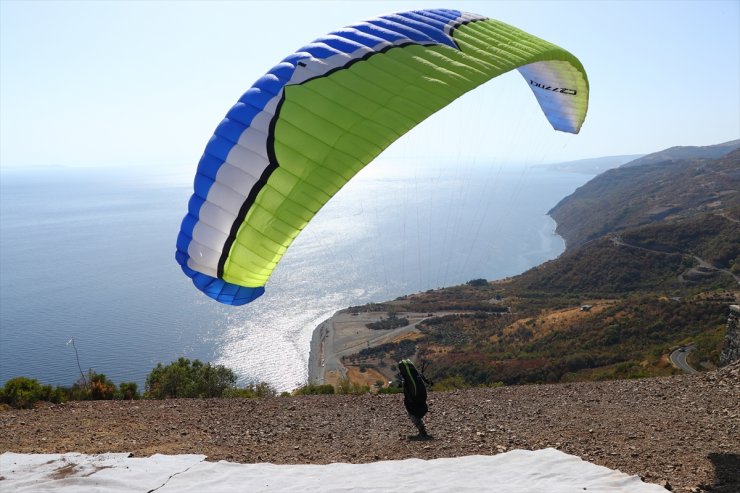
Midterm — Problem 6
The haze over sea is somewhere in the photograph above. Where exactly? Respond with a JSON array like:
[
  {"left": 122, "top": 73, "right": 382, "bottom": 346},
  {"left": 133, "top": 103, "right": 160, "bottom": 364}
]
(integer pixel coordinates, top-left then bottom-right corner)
[{"left": 0, "top": 159, "right": 595, "bottom": 392}]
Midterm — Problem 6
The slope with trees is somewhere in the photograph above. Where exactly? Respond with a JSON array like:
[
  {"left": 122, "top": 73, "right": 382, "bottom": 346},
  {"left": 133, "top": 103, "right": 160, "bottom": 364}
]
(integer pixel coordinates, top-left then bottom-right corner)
[{"left": 342, "top": 141, "right": 740, "bottom": 388}]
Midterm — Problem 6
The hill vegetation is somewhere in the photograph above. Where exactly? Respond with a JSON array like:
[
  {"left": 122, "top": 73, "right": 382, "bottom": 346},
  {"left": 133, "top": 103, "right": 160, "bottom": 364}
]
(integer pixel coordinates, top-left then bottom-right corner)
[
  {"left": 549, "top": 143, "right": 739, "bottom": 249},
  {"left": 341, "top": 141, "right": 740, "bottom": 389}
]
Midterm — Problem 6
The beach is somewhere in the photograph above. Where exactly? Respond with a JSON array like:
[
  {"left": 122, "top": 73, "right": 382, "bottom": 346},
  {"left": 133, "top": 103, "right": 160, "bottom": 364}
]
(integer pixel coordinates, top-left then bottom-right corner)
[{"left": 308, "top": 308, "right": 435, "bottom": 387}]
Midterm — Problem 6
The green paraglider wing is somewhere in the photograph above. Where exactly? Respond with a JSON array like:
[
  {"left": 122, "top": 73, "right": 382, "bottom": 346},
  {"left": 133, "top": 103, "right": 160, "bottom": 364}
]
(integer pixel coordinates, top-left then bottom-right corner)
[{"left": 176, "top": 9, "right": 589, "bottom": 305}]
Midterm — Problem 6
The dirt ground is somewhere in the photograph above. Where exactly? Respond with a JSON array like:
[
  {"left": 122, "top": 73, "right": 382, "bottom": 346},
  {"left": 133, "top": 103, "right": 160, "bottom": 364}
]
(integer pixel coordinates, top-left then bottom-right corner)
[{"left": 1, "top": 363, "right": 738, "bottom": 493}]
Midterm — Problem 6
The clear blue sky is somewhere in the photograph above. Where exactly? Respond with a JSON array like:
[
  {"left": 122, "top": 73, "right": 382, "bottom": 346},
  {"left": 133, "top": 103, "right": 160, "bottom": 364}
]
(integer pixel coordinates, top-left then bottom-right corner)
[{"left": 1, "top": 0, "right": 738, "bottom": 169}]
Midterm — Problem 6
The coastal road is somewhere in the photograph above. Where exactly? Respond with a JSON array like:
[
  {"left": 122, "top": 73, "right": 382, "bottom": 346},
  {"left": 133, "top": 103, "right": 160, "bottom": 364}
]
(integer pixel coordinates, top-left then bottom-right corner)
[
  {"left": 670, "top": 344, "right": 698, "bottom": 374},
  {"left": 611, "top": 236, "right": 740, "bottom": 284}
]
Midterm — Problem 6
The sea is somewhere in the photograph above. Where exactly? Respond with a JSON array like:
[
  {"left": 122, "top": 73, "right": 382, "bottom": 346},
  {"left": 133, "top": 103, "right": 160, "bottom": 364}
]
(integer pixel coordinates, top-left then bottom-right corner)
[{"left": 0, "top": 158, "right": 595, "bottom": 392}]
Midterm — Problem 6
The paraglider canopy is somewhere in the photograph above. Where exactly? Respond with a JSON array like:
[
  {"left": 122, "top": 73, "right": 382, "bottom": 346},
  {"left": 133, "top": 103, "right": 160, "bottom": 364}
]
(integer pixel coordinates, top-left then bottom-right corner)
[{"left": 176, "top": 9, "right": 589, "bottom": 305}]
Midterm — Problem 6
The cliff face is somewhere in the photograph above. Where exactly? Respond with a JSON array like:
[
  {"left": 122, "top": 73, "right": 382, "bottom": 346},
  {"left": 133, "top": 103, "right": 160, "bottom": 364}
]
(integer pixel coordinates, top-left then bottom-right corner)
[
  {"left": 721, "top": 305, "right": 740, "bottom": 366},
  {"left": 549, "top": 141, "right": 740, "bottom": 250}
]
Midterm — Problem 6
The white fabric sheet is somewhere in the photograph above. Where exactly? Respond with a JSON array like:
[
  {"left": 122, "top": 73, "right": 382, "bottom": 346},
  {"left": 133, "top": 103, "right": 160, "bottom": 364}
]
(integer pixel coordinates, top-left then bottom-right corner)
[{"left": 0, "top": 448, "right": 665, "bottom": 493}]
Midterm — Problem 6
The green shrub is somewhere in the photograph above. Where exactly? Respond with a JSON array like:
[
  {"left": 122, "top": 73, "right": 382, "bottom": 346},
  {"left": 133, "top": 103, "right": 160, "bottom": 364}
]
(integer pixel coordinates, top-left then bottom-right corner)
[
  {"left": 90, "top": 373, "right": 116, "bottom": 400},
  {"left": 432, "top": 375, "right": 469, "bottom": 391},
  {"left": 366, "top": 314, "right": 410, "bottom": 331},
  {"left": 1, "top": 377, "right": 64, "bottom": 408},
  {"left": 224, "top": 387, "right": 253, "bottom": 398},
  {"left": 66, "top": 370, "right": 116, "bottom": 401},
  {"left": 335, "top": 377, "right": 370, "bottom": 395},
  {"left": 224, "top": 382, "right": 277, "bottom": 398},
  {"left": 294, "top": 384, "right": 335, "bottom": 395},
  {"left": 688, "top": 327, "right": 724, "bottom": 369},
  {"left": 145, "top": 358, "right": 237, "bottom": 399},
  {"left": 252, "top": 382, "right": 277, "bottom": 398},
  {"left": 116, "top": 382, "right": 140, "bottom": 400},
  {"left": 2, "top": 377, "right": 42, "bottom": 408}
]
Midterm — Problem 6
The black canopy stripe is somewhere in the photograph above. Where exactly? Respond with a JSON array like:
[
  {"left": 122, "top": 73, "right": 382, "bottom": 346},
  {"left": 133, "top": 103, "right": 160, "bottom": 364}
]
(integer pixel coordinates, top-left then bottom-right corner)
[{"left": 216, "top": 96, "right": 286, "bottom": 278}]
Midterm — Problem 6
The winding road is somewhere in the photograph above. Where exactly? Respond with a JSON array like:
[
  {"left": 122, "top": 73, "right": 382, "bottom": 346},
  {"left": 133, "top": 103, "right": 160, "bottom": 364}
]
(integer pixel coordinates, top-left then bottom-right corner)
[
  {"left": 610, "top": 235, "right": 740, "bottom": 284},
  {"left": 670, "top": 344, "right": 698, "bottom": 374}
]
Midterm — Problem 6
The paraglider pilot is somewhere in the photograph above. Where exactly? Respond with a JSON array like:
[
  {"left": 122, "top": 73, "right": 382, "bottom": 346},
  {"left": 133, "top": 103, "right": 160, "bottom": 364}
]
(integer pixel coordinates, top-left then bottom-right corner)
[{"left": 398, "top": 359, "right": 433, "bottom": 437}]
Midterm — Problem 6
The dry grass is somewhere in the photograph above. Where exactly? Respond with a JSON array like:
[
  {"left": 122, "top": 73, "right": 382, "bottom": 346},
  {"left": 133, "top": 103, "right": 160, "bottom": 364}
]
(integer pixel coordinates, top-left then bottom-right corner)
[
  {"left": 492, "top": 300, "right": 616, "bottom": 343},
  {"left": 345, "top": 366, "right": 388, "bottom": 388}
]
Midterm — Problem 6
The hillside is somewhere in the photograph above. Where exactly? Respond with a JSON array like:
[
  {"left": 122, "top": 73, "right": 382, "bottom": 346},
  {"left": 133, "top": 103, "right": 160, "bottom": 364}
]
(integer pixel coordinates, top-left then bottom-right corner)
[
  {"left": 344, "top": 286, "right": 735, "bottom": 389},
  {"left": 509, "top": 213, "right": 739, "bottom": 294},
  {"left": 331, "top": 140, "right": 739, "bottom": 392},
  {"left": 549, "top": 142, "right": 740, "bottom": 250}
]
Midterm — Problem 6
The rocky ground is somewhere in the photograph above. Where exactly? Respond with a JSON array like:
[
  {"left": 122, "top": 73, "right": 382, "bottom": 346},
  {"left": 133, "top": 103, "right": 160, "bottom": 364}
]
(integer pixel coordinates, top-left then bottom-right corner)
[{"left": 1, "top": 364, "right": 738, "bottom": 493}]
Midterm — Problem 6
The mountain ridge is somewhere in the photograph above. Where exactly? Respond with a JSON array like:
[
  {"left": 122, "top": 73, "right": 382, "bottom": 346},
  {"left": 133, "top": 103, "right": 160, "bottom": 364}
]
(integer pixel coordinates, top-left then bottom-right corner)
[
  {"left": 549, "top": 141, "right": 740, "bottom": 250},
  {"left": 622, "top": 139, "right": 740, "bottom": 167}
]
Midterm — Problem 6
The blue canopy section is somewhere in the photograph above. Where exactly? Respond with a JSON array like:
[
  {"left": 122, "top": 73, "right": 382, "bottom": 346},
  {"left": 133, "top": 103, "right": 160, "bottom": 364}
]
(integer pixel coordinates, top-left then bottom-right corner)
[{"left": 176, "top": 254, "right": 265, "bottom": 305}]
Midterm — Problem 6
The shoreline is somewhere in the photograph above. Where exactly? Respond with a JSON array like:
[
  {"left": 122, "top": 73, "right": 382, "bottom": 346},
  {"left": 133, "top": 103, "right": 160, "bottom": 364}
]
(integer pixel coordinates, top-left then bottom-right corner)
[
  {"left": 306, "top": 223, "right": 571, "bottom": 388},
  {"left": 306, "top": 201, "right": 576, "bottom": 388},
  {"left": 306, "top": 308, "right": 457, "bottom": 387},
  {"left": 307, "top": 312, "right": 337, "bottom": 385}
]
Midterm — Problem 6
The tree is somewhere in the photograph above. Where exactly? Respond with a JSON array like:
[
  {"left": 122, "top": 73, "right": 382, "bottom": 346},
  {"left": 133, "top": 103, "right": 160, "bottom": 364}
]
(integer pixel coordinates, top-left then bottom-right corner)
[{"left": 145, "top": 358, "right": 237, "bottom": 399}]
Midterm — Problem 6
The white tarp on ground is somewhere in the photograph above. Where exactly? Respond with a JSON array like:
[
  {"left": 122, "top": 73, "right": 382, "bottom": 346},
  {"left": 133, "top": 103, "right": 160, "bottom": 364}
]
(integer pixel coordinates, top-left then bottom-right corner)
[{"left": 1, "top": 448, "right": 665, "bottom": 492}]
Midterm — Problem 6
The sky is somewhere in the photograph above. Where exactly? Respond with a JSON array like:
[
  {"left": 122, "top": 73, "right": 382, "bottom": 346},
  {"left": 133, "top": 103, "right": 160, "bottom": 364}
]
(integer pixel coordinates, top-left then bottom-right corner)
[{"left": 1, "top": 0, "right": 739, "bottom": 169}]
